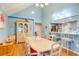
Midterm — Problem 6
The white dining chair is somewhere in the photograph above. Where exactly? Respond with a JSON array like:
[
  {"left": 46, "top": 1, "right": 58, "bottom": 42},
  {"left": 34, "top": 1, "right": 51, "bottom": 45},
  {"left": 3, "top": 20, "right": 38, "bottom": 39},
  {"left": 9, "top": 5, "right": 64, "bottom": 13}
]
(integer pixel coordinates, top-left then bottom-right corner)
[{"left": 51, "top": 42, "right": 62, "bottom": 56}]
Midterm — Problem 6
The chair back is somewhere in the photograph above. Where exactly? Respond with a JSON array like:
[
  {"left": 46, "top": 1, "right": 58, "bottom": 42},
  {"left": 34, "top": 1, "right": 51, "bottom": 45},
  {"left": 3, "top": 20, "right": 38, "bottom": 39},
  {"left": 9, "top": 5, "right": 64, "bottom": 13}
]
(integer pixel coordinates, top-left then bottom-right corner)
[{"left": 51, "top": 43, "right": 62, "bottom": 56}]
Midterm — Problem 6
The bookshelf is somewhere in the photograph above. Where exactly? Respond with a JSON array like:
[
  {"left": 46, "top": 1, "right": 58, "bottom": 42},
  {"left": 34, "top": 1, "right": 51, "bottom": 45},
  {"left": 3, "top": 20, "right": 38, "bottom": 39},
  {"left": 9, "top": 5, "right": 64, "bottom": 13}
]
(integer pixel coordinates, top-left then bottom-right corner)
[{"left": 48, "top": 16, "right": 79, "bottom": 54}]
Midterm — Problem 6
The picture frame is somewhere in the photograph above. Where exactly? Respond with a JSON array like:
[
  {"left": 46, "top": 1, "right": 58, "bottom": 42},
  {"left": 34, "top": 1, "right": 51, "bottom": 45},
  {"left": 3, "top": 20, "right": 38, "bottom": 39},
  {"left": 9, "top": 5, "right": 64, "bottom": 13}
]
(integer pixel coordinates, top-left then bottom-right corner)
[{"left": 0, "top": 13, "right": 5, "bottom": 29}]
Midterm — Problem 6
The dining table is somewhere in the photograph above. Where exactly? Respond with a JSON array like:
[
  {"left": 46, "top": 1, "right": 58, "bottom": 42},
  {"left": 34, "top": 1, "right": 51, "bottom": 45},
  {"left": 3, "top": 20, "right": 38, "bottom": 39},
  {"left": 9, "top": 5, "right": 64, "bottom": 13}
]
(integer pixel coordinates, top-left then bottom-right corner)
[{"left": 26, "top": 36, "right": 56, "bottom": 55}]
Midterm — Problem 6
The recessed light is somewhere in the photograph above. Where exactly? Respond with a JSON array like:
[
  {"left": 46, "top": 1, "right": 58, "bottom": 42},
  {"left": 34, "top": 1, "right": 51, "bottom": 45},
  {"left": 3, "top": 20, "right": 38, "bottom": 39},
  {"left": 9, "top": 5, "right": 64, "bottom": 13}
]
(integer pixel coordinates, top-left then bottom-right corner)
[
  {"left": 40, "top": 4, "right": 44, "bottom": 8},
  {"left": 35, "top": 3, "right": 39, "bottom": 7},
  {"left": 45, "top": 3, "right": 48, "bottom": 5},
  {"left": 31, "top": 11, "right": 35, "bottom": 14}
]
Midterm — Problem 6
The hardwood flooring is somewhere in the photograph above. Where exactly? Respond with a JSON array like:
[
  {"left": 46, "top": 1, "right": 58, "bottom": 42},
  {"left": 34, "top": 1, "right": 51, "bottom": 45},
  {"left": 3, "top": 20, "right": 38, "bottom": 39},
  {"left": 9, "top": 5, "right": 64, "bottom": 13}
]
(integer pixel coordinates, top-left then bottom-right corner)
[{"left": 13, "top": 42, "right": 78, "bottom": 56}]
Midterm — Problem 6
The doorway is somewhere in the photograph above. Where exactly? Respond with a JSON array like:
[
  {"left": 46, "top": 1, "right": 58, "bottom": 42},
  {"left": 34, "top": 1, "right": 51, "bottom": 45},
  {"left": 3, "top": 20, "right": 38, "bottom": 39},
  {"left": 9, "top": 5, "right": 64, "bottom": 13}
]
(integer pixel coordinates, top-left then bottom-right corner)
[{"left": 35, "top": 23, "right": 42, "bottom": 37}]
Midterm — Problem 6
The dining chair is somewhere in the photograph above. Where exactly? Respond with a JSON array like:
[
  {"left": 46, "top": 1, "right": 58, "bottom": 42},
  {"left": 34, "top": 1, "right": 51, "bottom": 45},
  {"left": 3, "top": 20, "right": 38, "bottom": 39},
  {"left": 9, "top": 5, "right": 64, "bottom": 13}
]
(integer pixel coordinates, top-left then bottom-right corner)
[
  {"left": 25, "top": 41, "right": 36, "bottom": 56},
  {"left": 25, "top": 39, "right": 38, "bottom": 56},
  {"left": 51, "top": 43, "right": 62, "bottom": 56}
]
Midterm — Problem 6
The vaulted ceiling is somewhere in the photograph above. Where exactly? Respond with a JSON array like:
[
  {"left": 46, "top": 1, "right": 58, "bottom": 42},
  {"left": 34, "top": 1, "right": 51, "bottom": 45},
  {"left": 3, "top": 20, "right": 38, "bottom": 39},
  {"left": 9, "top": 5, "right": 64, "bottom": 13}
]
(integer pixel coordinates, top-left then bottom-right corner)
[{"left": 0, "top": 3, "right": 34, "bottom": 15}]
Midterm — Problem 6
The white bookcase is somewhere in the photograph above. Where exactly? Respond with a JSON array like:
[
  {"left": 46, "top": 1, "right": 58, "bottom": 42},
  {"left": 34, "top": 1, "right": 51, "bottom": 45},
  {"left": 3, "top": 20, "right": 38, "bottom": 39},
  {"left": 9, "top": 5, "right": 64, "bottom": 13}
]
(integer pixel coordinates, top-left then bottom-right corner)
[{"left": 48, "top": 16, "right": 79, "bottom": 54}]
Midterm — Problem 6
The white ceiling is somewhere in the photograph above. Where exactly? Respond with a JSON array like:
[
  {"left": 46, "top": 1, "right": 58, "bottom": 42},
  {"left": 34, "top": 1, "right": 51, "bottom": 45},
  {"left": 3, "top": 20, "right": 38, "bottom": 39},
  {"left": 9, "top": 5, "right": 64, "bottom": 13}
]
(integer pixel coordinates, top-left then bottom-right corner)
[{"left": 0, "top": 3, "right": 34, "bottom": 15}]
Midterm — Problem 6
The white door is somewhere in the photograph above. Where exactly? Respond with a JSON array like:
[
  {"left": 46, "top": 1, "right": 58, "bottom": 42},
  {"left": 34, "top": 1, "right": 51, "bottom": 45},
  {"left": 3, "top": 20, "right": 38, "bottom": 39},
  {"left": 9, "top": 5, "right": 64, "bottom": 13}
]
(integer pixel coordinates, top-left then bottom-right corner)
[{"left": 35, "top": 23, "right": 42, "bottom": 37}]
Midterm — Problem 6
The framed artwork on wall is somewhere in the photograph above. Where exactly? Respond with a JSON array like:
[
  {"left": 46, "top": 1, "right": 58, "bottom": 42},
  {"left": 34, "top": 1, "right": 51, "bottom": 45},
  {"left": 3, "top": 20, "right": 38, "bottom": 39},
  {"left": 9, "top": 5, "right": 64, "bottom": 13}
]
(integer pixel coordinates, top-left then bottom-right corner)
[{"left": 0, "top": 14, "right": 5, "bottom": 29}]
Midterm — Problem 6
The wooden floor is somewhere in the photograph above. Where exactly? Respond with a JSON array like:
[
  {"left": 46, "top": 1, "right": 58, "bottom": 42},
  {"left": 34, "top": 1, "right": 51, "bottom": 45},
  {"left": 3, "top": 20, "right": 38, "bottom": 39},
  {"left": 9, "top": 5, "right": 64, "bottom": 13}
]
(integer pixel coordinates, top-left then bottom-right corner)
[
  {"left": 14, "top": 42, "right": 78, "bottom": 56},
  {"left": 60, "top": 48, "right": 78, "bottom": 56}
]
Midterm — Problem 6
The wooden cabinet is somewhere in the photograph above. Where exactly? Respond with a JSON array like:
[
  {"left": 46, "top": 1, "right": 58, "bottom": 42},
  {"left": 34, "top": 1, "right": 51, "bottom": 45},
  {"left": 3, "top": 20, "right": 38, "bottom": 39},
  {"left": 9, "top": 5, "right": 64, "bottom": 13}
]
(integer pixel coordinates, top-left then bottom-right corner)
[{"left": 16, "top": 20, "right": 30, "bottom": 43}]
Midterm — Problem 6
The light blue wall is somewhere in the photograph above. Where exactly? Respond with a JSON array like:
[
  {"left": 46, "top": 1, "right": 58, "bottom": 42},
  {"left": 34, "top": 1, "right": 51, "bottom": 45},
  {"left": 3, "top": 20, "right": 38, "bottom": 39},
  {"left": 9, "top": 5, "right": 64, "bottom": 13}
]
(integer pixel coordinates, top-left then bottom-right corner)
[
  {"left": 0, "top": 8, "right": 8, "bottom": 43},
  {"left": 7, "top": 5, "right": 43, "bottom": 36},
  {"left": 7, "top": 17, "right": 35, "bottom": 37},
  {"left": 12, "top": 5, "right": 43, "bottom": 23},
  {"left": 7, "top": 17, "right": 17, "bottom": 36},
  {"left": 42, "top": 3, "right": 79, "bottom": 37},
  {"left": 43, "top": 3, "right": 79, "bottom": 24}
]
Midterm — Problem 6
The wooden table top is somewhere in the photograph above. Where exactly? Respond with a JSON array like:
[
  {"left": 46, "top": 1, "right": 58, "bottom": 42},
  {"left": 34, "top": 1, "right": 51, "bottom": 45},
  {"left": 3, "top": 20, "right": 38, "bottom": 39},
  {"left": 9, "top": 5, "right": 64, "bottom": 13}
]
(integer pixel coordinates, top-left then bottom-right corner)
[{"left": 26, "top": 36, "right": 55, "bottom": 52}]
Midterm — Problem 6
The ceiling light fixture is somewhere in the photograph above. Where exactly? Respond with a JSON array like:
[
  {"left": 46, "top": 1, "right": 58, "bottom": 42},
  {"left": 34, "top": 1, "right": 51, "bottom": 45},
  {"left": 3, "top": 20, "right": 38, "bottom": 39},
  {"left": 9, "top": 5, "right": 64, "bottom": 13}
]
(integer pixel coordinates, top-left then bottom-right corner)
[
  {"left": 35, "top": 3, "right": 48, "bottom": 8},
  {"left": 35, "top": 3, "right": 39, "bottom": 6},
  {"left": 40, "top": 4, "right": 44, "bottom": 8},
  {"left": 45, "top": 3, "right": 48, "bottom": 5},
  {"left": 31, "top": 11, "right": 35, "bottom": 14}
]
